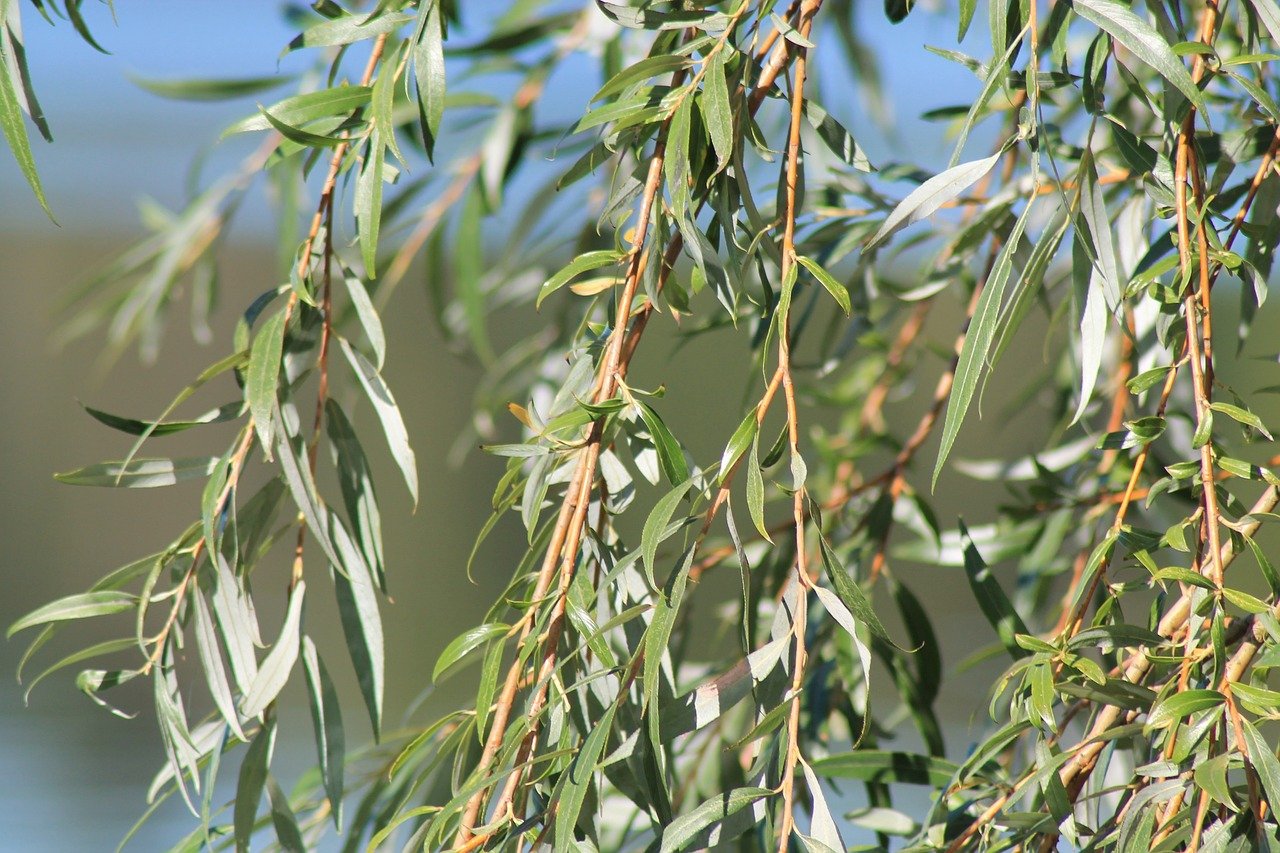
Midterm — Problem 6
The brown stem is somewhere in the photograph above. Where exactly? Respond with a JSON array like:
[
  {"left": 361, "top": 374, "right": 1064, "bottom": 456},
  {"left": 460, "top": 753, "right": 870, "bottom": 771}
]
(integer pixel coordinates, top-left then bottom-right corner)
[{"left": 775, "top": 5, "right": 818, "bottom": 849}]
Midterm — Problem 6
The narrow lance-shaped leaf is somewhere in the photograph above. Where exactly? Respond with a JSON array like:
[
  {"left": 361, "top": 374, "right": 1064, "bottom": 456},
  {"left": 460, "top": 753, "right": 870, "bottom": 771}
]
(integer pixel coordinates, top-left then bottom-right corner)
[
  {"left": 338, "top": 337, "right": 418, "bottom": 505},
  {"left": 794, "top": 254, "right": 851, "bottom": 315},
  {"left": 301, "top": 636, "right": 344, "bottom": 831},
  {"left": 959, "top": 520, "right": 1030, "bottom": 658},
  {"left": 325, "top": 400, "right": 385, "bottom": 590},
  {"left": 703, "top": 49, "right": 734, "bottom": 170},
  {"left": 210, "top": 552, "right": 260, "bottom": 696},
  {"left": 866, "top": 148, "right": 1004, "bottom": 249},
  {"left": 222, "top": 86, "right": 372, "bottom": 136},
  {"left": 285, "top": 11, "right": 415, "bottom": 52},
  {"left": 1073, "top": 260, "right": 1108, "bottom": 425},
  {"left": 803, "top": 99, "right": 872, "bottom": 172},
  {"left": 241, "top": 580, "right": 306, "bottom": 720},
  {"left": 81, "top": 400, "right": 243, "bottom": 436},
  {"left": 54, "top": 456, "right": 220, "bottom": 488},
  {"left": 129, "top": 73, "right": 293, "bottom": 102},
  {"left": 1071, "top": 0, "right": 1205, "bottom": 108},
  {"left": 265, "top": 775, "right": 306, "bottom": 852},
  {"left": 21, "top": 637, "right": 136, "bottom": 703},
  {"left": 933, "top": 201, "right": 1033, "bottom": 486},
  {"left": 641, "top": 479, "right": 694, "bottom": 585},
  {"left": 555, "top": 701, "right": 619, "bottom": 850},
  {"left": 247, "top": 309, "right": 286, "bottom": 461},
  {"left": 537, "top": 249, "right": 625, "bottom": 308},
  {"left": 8, "top": 591, "right": 136, "bottom": 638},
  {"left": 234, "top": 720, "right": 275, "bottom": 852},
  {"left": 635, "top": 401, "right": 689, "bottom": 485},
  {"left": 343, "top": 273, "right": 385, "bottom": 370},
  {"left": 0, "top": 48, "right": 53, "bottom": 219},
  {"left": 191, "top": 590, "right": 246, "bottom": 741},
  {"left": 329, "top": 509, "right": 385, "bottom": 739},
  {"left": 276, "top": 412, "right": 344, "bottom": 573},
  {"left": 412, "top": 0, "right": 445, "bottom": 161},
  {"left": 355, "top": 131, "right": 385, "bottom": 278},
  {"left": 659, "top": 788, "right": 772, "bottom": 853},
  {"left": 432, "top": 623, "right": 508, "bottom": 683}
]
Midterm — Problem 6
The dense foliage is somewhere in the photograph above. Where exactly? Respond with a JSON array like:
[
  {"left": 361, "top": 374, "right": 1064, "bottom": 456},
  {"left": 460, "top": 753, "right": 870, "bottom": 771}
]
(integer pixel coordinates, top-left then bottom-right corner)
[{"left": 7, "top": 0, "right": 1280, "bottom": 849}]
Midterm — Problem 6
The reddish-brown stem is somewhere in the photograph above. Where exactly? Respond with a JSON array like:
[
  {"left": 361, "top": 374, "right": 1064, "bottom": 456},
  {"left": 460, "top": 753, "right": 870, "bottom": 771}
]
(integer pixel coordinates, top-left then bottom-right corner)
[{"left": 775, "top": 5, "right": 819, "bottom": 850}]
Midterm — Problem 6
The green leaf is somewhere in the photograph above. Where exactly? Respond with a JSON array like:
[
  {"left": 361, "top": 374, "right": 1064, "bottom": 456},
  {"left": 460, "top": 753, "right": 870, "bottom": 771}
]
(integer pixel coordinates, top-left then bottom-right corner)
[
  {"left": 412, "top": 0, "right": 446, "bottom": 161},
  {"left": 703, "top": 50, "right": 734, "bottom": 170},
  {"left": 659, "top": 635, "right": 789, "bottom": 741},
  {"left": 803, "top": 99, "right": 873, "bottom": 172},
  {"left": 240, "top": 580, "right": 306, "bottom": 720},
  {"left": 433, "top": 623, "right": 508, "bottom": 683},
  {"left": 258, "top": 105, "right": 346, "bottom": 148},
  {"left": 959, "top": 520, "right": 1030, "bottom": 658},
  {"left": 1071, "top": 0, "right": 1205, "bottom": 107},
  {"left": 21, "top": 636, "right": 136, "bottom": 703},
  {"left": 265, "top": 776, "right": 305, "bottom": 852},
  {"left": 642, "top": 480, "right": 694, "bottom": 585},
  {"left": 276, "top": 408, "right": 344, "bottom": 573},
  {"left": 356, "top": 132, "right": 386, "bottom": 278},
  {"left": 795, "top": 254, "right": 851, "bottom": 315},
  {"left": 339, "top": 337, "right": 418, "bottom": 505},
  {"left": 1229, "top": 681, "right": 1280, "bottom": 716},
  {"left": 222, "top": 86, "right": 372, "bottom": 136},
  {"left": 286, "top": 11, "right": 415, "bottom": 51},
  {"left": 130, "top": 74, "right": 292, "bottom": 102},
  {"left": 301, "top": 637, "right": 345, "bottom": 831},
  {"left": 8, "top": 591, "right": 136, "bottom": 638},
  {"left": 1193, "top": 753, "right": 1236, "bottom": 810},
  {"left": 1247, "top": 0, "right": 1280, "bottom": 44},
  {"left": 718, "top": 410, "right": 758, "bottom": 483},
  {"left": 54, "top": 456, "right": 219, "bottom": 488},
  {"left": 1239, "top": 718, "right": 1280, "bottom": 809},
  {"left": 810, "top": 750, "right": 959, "bottom": 786},
  {"left": 330, "top": 517, "right": 385, "bottom": 739},
  {"left": 746, "top": 438, "right": 770, "bottom": 542},
  {"left": 210, "top": 552, "right": 261, "bottom": 697},
  {"left": 592, "top": 53, "right": 691, "bottom": 102},
  {"left": 1223, "top": 586, "right": 1271, "bottom": 614},
  {"left": 866, "top": 149, "right": 1004, "bottom": 249},
  {"left": 191, "top": 591, "right": 246, "bottom": 742},
  {"left": 636, "top": 401, "right": 689, "bottom": 485},
  {"left": 325, "top": 400, "right": 385, "bottom": 590},
  {"left": 234, "top": 720, "right": 275, "bottom": 852},
  {"left": 343, "top": 272, "right": 386, "bottom": 371},
  {"left": 959, "top": 0, "right": 978, "bottom": 39},
  {"left": 1210, "top": 401, "right": 1273, "bottom": 439},
  {"left": 371, "top": 44, "right": 403, "bottom": 166},
  {"left": 933, "top": 201, "right": 1032, "bottom": 486},
  {"left": 659, "top": 788, "right": 772, "bottom": 853},
  {"left": 818, "top": 535, "right": 896, "bottom": 643},
  {"left": 1145, "top": 688, "right": 1223, "bottom": 729},
  {"left": 81, "top": 400, "right": 242, "bottom": 437},
  {"left": 538, "top": 250, "right": 626, "bottom": 308},
  {"left": 0, "top": 45, "right": 53, "bottom": 220},
  {"left": 555, "top": 701, "right": 618, "bottom": 850},
  {"left": 247, "top": 310, "right": 286, "bottom": 462}
]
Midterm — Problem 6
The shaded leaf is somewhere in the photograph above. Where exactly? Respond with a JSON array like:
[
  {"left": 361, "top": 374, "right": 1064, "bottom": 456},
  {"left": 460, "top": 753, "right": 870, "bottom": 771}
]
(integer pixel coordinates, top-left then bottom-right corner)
[
  {"left": 54, "top": 456, "right": 219, "bottom": 488},
  {"left": 339, "top": 337, "right": 418, "bottom": 505}
]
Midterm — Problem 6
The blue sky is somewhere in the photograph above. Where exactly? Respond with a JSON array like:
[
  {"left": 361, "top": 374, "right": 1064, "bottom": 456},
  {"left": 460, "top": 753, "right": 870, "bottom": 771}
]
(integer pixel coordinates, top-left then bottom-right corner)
[{"left": 2, "top": 0, "right": 983, "bottom": 235}]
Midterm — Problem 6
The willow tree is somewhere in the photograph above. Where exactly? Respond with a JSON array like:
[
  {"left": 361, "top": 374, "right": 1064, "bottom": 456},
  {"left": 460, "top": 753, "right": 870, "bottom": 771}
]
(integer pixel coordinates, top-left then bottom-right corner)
[{"left": 7, "top": 0, "right": 1280, "bottom": 849}]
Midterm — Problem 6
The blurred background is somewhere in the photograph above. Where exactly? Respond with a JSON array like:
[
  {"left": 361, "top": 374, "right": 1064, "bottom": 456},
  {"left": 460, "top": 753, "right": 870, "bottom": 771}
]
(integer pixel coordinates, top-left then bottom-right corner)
[{"left": 0, "top": 1, "right": 1102, "bottom": 849}]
